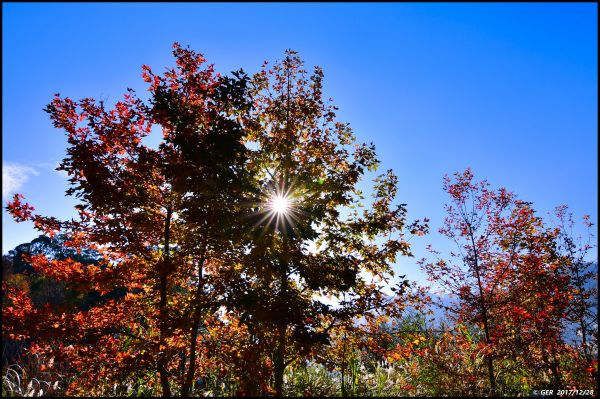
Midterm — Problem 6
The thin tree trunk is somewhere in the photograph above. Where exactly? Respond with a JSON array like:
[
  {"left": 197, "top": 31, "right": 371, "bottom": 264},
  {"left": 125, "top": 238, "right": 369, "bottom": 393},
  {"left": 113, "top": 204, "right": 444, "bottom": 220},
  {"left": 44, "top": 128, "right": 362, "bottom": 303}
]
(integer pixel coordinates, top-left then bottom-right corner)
[
  {"left": 341, "top": 331, "right": 347, "bottom": 397},
  {"left": 551, "top": 353, "right": 562, "bottom": 391},
  {"left": 158, "top": 207, "right": 172, "bottom": 397},
  {"left": 274, "top": 323, "right": 287, "bottom": 397},
  {"left": 580, "top": 318, "right": 589, "bottom": 361},
  {"left": 274, "top": 257, "right": 289, "bottom": 396},
  {"left": 469, "top": 230, "right": 496, "bottom": 396},
  {"left": 274, "top": 241, "right": 289, "bottom": 397},
  {"left": 480, "top": 296, "right": 496, "bottom": 396},
  {"left": 182, "top": 251, "right": 206, "bottom": 397},
  {"left": 541, "top": 346, "right": 562, "bottom": 391},
  {"left": 182, "top": 315, "right": 201, "bottom": 397}
]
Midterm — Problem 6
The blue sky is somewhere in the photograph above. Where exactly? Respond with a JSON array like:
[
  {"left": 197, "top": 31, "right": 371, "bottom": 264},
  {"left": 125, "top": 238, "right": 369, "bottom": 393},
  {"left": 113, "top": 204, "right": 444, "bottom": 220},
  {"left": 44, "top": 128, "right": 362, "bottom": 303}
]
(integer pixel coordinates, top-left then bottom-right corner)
[{"left": 2, "top": 3, "right": 598, "bottom": 285}]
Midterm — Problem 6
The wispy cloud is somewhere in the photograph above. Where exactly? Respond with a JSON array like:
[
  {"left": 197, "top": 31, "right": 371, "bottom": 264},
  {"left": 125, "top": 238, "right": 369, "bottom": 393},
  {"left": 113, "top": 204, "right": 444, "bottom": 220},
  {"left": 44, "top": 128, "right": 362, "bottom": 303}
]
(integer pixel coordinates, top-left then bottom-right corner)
[{"left": 2, "top": 162, "right": 39, "bottom": 199}]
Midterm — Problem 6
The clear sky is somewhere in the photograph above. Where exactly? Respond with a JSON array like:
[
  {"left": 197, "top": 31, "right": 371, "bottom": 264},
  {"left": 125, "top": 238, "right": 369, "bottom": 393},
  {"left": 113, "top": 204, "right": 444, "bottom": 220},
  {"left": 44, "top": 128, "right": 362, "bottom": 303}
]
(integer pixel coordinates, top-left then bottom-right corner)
[{"left": 2, "top": 3, "right": 598, "bottom": 286}]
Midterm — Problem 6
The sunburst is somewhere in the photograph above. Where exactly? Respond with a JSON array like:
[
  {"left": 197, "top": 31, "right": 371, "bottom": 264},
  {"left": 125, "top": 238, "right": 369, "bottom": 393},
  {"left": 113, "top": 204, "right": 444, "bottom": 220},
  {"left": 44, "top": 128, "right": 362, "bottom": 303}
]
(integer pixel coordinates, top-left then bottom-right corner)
[
  {"left": 268, "top": 194, "right": 291, "bottom": 216},
  {"left": 252, "top": 177, "right": 307, "bottom": 235}
]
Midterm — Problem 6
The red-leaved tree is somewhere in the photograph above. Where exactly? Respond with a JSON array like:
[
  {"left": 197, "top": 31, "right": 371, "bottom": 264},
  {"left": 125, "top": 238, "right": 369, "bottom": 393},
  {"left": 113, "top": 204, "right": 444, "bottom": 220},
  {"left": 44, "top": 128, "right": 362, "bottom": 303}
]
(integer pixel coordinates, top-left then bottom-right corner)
[
  {"left": 419, "top": 169, "right": 573, "bottom": 395},
  {"left": 4, "top": 43, "right": 256, "bottom": 396}
]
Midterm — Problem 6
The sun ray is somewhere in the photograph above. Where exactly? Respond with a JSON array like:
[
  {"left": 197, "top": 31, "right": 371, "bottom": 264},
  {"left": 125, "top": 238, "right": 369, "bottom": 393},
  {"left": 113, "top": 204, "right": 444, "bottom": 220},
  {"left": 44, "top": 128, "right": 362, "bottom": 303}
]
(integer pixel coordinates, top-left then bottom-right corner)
[
  {"left": 244, "top": 173, "right": 315, "bottom": 239},
  {"left": 268, "top": 194, "right": 291, "bottom": 215}
]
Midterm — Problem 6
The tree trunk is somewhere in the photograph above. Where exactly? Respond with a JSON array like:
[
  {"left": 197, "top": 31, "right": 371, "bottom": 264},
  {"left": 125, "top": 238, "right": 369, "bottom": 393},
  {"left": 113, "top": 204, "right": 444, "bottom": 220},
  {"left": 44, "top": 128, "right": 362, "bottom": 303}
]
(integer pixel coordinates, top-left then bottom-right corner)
[
  {"left": 274, "top": 251, "right": 289, "bottom": 397},
  {"left": 547, "top": 348, "right": 562, "bottom": 391},
  {"left": 181, "top": 315, "right": 201, "bottom": 397},
  {"left": 182, "top": 245, "right": 206, "bottom": 397},
  {"left": 469, "top": 230, "right": 496, "bottom": 396},
  {"left": 274, "top": 324, "right": 286, "bottom": 397},
  {"left": 480, "top": 303, "right": 496, "bottom": 396},
  {"left": 158, "top": 207, "right": 172, "bottom": 397},
  {"left": 341, "top": 331, "right": 347, "bottom": 397}
]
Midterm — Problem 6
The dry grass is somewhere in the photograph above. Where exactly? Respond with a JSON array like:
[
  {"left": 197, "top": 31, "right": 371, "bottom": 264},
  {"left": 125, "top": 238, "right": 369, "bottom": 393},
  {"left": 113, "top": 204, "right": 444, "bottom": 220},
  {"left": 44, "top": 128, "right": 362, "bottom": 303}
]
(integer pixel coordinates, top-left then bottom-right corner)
[{"left": 2, "top": 353, "right": 66, "bottom": 397}]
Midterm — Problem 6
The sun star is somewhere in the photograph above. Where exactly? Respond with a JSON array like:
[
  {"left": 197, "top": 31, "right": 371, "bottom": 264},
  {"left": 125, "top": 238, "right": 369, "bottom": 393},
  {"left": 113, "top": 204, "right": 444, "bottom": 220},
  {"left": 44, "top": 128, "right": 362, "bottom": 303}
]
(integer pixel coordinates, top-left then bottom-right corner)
[{"left": 270, "top": 194, "right": 291, "bottom": 215}]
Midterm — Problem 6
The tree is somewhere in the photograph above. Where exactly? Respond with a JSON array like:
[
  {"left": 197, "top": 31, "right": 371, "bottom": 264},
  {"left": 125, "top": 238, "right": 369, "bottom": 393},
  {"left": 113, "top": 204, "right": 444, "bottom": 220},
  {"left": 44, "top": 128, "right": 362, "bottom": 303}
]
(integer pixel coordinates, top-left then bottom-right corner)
[
  {"left": 4, "top": 43, "right": 256, "bottom": 396},
  {"left": 4, "top": 45, "right": 428, "bottom": 397},
  {"left": 419, "top": 169, "right": 572, "bottom": 395},
  {"left": 229, "top": 50, "right": 428, "bottom": 396},
  {"left": 2, "top": 235, "right": 100, "bottom": 376},
  {"left": 4, "top": 235, "right": 100, "bottom": 308},
  {"left": 553, "top": 205, "right": 598, "bottom": 375}
]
